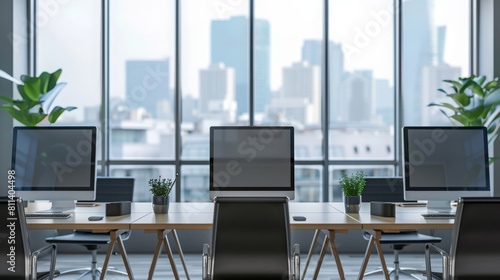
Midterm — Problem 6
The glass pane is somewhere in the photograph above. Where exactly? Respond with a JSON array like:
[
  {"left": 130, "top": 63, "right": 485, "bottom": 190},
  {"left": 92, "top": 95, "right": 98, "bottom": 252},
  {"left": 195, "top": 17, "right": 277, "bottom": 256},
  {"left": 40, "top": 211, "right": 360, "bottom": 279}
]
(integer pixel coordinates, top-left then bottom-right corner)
[
  {"left": 329, "top": 165, "right": 395, "bottom": 202},
  {"left": 402, "top": 0, "right": 470, "bottom": 125},
  {"left": 36, "top": 0, "right": 101, "bottom": 164},
  {"left": 180, "top": 0, "right": 249, "bottom": 160},
  {"left": 255, "top": 0, "right": 323, "bottom": 160},
  {"left": 36, "top": 0, "right": 101, "bottom": 126},
  {"left": 329, "top": 0, "right": 395, "bottom": 161},
  {"left": 295, "top": 165, "right": 322, "bottom": 202},
  {"left": 109, "top": 0, "right": 176, "bottom": 160},
  {"left": 181, "top": 165, "right": 209, "bottom": 202},
  {"left": 110, "top": 165, "right": 176, "bottom": 202}
]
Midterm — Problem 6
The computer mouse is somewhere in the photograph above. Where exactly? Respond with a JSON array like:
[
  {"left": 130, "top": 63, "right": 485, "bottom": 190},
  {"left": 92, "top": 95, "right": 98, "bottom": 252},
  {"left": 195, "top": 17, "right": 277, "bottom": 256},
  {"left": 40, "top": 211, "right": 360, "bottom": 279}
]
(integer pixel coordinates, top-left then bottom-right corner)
[{"left": 88, "top": 216, "right": 103, "bottom": 221}]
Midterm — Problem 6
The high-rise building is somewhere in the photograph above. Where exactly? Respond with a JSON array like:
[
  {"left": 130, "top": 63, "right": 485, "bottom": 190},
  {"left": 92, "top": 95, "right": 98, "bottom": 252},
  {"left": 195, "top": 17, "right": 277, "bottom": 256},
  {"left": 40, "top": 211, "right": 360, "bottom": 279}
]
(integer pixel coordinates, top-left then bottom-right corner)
[
  {"left": 345, "top": 70, "right": 373, "bottom": 122},
  {"left": 125, "top": 59, "right": 171, "bottom": 119},
  {"left": 301, "top": 40, "right": 346, "bottom": 122},
  {"left": 211, "top": 16, "right": 270, "bottom": 117},
  {"left": 199, "top": 63, "right": 237, "bottom": 123},
  {"left": 402, "top": 0, "right": 434, "bottom": 125},
  {"left": 276, "top": 62, "right": 320, "bottom": 125}
]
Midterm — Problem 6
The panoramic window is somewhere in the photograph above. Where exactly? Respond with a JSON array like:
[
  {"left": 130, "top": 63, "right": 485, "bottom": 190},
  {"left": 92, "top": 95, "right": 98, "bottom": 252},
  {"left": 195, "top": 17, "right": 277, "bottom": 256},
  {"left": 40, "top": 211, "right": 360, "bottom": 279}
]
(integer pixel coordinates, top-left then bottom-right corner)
[{"left": 33, "top": 0, "right": 473, "bottom": 202}]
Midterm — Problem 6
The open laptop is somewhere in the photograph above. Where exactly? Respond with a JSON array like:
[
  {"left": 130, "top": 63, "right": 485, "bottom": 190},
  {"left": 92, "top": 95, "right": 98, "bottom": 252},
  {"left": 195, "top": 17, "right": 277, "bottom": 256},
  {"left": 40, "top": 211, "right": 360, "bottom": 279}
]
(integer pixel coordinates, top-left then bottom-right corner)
[{"left": 76, "top": 177, "right": 135, "bottom": 206}]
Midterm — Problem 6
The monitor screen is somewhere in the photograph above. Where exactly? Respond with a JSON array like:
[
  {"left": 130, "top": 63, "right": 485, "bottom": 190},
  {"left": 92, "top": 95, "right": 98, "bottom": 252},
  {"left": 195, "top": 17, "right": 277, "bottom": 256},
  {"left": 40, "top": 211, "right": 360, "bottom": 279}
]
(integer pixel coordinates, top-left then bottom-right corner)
[
  {"left": 12, "top": 126, "right": 97, "bottom": 212},
  {"left": 403, "top": 126, "right": 491, "bottom": 212},
  {"left": 210, "top": 126, "right": 294, "bottom": 200}
]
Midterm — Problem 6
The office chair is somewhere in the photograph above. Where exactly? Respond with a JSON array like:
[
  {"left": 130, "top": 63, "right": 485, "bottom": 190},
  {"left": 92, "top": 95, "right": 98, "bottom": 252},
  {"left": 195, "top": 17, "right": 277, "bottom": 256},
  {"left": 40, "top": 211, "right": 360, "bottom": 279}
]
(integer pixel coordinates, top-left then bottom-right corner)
[
  {"left": 362, "top": 177, "right": 442, "bottom": 280},
  {"left": 0, "top": 197, "right": 59, "bottom": 280},
  {"left": 425, "top": 197, "right": 500, "bottom": 280},
  {"left": 45, "top": 177, "right": 134, "bottom": 279},
  {"left": 202, "top": 197, "right": 300, "bottom": 280}
]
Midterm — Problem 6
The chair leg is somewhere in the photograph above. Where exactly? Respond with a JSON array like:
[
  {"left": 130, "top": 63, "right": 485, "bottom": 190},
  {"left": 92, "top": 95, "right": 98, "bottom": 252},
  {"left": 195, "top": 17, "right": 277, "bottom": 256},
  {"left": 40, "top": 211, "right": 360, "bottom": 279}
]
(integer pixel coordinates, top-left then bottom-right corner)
[{"left": 364, "top": 249, "right": 425, "bottom": 280}]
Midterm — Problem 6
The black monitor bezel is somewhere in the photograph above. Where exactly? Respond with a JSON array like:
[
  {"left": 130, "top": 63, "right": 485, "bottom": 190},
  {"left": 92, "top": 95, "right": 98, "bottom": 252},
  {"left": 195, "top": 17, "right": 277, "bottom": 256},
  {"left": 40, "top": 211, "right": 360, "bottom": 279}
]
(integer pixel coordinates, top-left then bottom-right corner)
[
  {"left": 403, "top": 125, "right": 490, "bottom": 192},
  {"left": 11, "top": 126, "right": 98, "bottom": 192},
  {"left": 209, "top": 126, "right": 295, "bottom": 192}
]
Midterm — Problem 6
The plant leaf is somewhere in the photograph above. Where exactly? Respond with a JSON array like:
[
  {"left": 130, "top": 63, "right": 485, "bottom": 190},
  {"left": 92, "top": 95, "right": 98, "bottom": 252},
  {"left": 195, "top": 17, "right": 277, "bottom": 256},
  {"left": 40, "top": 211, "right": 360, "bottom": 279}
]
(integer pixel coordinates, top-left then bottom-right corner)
[
  {"left": 48, "top": 105, "right": 76, "bottom": 123},
  {"left": 428, "top": 102, "right": 460, "bottom": 113},
  {"left": 21, "top": 76, "right": 42, "bottom": 101},
  {"left": 39, "top": 71, "right": 51, "bottom": 94},
  {"left": 47, "top": 69, "right": 62, "bottom": 91},
  {"left": 40, "top": 82, "right": 67, "bottom": 113},
  {"left": 0, "top": 104, "right": 33, "bottom": 126},
  {"left": 0, "top": 69, "right": 23, "bottom": 85}
]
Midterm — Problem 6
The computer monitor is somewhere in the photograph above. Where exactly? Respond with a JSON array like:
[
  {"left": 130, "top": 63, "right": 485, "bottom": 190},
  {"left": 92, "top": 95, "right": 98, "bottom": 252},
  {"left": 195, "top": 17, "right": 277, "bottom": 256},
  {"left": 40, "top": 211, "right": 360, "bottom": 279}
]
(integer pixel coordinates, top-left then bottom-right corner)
[
  {"left": 403, "top": 126, "right": 491, "bottom": 212},
  {"left": 12, "top": 126, "right": 97, "bottom": 212},
  {"left": 209, "top": 126, "right": 295, "bottom": 200}
]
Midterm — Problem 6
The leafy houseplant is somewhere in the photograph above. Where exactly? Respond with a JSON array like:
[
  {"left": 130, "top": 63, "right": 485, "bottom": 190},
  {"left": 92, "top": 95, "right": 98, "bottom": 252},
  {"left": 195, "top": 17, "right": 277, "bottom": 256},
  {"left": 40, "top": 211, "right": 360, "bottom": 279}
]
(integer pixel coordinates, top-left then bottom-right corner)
[
  {"left": 429, "top": 75, "right": 500, "bottom": 162},
  {"left": 339, "top": 170, "right": 366, "bottom": 213},
  {"left": 0, "top": 68, "right": 76, "bottom": 126},
  {"left": 149, "top": 174, "right": 178, "bottom": 214}
]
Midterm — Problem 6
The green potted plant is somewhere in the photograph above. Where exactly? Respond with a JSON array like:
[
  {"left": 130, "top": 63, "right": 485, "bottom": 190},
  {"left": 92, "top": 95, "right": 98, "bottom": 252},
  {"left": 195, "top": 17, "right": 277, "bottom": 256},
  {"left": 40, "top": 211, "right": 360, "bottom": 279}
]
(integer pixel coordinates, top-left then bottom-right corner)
[
  {"left": 0, "top": 68, "right": 76, "bottom": 126},
  {"left": 149, "top": 174, "right": 177, "bottom": 214},
  {"left": 429, "top": 75, "right": 500, "bottom": 162},
  {"left": 339, "top": 170, "right": 366, "bottom": 213}
]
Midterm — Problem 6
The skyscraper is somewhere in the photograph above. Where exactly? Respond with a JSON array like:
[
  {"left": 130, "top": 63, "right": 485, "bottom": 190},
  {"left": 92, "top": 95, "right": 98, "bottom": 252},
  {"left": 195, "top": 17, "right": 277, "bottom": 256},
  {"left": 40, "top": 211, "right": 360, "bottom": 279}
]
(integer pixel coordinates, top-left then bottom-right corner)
[
  {"left": 199, "top": 63, "right": 236, "bottom": 123},
  {"left": 210, "top": 16, "right": 270, "bottom": 117},
  {"left": 402, "top": 0, "right": 434, "bottom": 125},
  {"left": 301, "top": 40, "right": 346, "bottom": 122},
  {"left": 126, "top": 59, "right": 171, "bottom": 119}
]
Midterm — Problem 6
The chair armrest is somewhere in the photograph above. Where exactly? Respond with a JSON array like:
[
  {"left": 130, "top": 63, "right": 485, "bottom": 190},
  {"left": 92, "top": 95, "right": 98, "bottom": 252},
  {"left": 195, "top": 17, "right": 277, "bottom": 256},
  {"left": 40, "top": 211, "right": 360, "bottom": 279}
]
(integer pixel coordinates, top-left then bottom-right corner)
[
  {"left": 31, "top": 243, "right": 57, "bottom": 280},
  {"left": 293, "top": 243, "right": 300, "bottom": 280},
  {"left": 202, "top": 244, "right": 210, "bottom": 280},
  {"left": 425, "top": 243, "right": 449, "bottom": 280}
]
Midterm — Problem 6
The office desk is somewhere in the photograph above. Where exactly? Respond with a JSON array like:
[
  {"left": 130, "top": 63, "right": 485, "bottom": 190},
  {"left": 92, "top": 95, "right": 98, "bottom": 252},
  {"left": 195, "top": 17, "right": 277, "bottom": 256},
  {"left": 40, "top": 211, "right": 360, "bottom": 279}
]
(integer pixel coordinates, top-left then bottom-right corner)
[
  {"left": 26, "top": 202, "right": 452, "bottom": 280},
  {"left": 131, "top": 202, "right": 361, "bottom": 280},
  {"left": 330, "top": 202, "right": 455, "bottom": 280},
  {"left": 26, "top": 202, "right": 150, "bottom": 280}
]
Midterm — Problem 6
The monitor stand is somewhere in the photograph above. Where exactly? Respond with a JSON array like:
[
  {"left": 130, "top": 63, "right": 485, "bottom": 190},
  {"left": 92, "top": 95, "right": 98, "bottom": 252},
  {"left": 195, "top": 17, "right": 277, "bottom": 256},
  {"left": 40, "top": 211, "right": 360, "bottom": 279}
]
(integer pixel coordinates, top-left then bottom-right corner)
[
  {"left": 426, "top": 200, "right": 452, "bottom": 213},
  {"left": 38, "top": 200, "right": 76, "bottom": 213}
]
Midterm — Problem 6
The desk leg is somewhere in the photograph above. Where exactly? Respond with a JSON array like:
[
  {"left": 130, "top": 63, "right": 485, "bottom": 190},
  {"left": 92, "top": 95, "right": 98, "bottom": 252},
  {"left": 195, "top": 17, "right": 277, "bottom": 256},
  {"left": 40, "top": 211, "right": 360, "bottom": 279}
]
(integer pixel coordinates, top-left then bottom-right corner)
[
  {"left": 327, "top": 230, "right": 346, "bottom": 280},
  {"left": 162, "top": 230, "right": 180, "bottom": 279},
  {"left": 148, "top": 231, "right": 164, "bottom": 280},
  {"left": 357, "top": 231, "right": 389, "bottom": 280},
  {"left": 148, "top": 230, "right": 181, "bottom": 280},
  {"left": 302, "top": 229, "right": 321, "bottom": 280},
  {"left": 100, "top": 231, "right": 134, "bottom": 280},
  {"left": 116, "top": 233, "right": 134, "bottom": 279},
  {"left": 171, "top": 229, "right": 190, "bottom": 280},
  {"left": 312, "top": 234, "right": 329, "bottom": 280}
]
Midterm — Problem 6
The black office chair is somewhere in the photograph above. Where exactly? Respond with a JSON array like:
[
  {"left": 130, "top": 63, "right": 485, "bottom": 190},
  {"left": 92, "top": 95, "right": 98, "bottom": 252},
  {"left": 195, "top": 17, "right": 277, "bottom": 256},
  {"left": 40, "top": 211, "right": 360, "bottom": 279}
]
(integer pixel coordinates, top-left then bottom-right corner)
[
  {"left": 0, "top": 197, "right": 59, "bottom": 280},
  {"left": 202, "top": 197, "right": 300, "bottom": 280},
  {"left": 425, "top": 197, "right": 500, "bottom": 280},
  {"left": 362, "top": 177, "right": 442, "bottom": 280},
  {"left": 45, "top": 177, "right": 134, "bottom": 279}
]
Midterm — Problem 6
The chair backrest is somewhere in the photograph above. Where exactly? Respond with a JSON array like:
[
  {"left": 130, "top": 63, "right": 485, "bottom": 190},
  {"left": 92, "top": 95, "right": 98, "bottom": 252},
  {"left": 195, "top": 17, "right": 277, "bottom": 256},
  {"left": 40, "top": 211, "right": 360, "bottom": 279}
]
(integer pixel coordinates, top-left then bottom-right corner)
[
  {"left": 81, "top": 177, "right": 135, "bottom": 202},
  {"left": 450, "top": 197, "right": 500, "bottom": 279},
  {"left": 362, "top": 177, "right": 405, "bottom": 202},
  {"left": 210, "top": 197, "right": 292, "bottom": 279},
  {"left": 0, "top": 197, "right": 31, "bottom": 280}
]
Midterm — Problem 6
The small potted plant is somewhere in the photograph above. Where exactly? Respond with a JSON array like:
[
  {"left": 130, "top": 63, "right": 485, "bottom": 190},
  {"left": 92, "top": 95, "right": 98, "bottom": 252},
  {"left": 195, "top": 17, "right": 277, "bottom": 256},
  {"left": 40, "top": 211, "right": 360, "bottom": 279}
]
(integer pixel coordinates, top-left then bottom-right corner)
[
  {"left": 149, "top": 173, "right": 177, "bottom": 214},
  {"left": 339, "top": 170, "right": 366, "bottom": 213}
]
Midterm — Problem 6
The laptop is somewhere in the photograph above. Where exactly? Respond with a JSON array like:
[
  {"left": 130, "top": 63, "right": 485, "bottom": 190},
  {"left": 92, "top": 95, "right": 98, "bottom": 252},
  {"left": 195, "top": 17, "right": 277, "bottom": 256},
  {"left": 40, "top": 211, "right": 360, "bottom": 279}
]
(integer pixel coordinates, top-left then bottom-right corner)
[{"left": 76, "top": 177, "right": 135, "bottom": 206}]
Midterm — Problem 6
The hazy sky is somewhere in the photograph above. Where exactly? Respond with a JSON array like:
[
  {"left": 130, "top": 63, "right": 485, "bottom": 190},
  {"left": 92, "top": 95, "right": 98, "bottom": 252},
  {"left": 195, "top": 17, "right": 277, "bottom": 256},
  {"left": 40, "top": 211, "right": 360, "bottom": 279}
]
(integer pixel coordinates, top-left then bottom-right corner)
[{"left": 34, "top": 0, "right": 469, "bottom": 121}]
